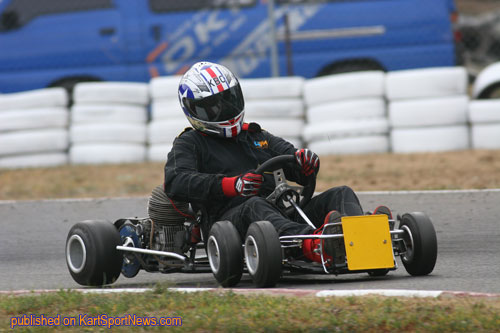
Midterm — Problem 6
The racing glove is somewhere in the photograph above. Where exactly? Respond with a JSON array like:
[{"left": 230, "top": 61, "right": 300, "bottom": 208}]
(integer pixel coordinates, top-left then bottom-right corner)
[
  {"left": 295, "top": 148, "right": 320, "bottom": 176},
  {"left": 222, "top": 171, "right": 264, "bottom": 197}
]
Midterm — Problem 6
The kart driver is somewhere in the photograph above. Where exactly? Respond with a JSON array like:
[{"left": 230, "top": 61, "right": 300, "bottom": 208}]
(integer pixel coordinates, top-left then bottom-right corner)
[{"left": 163, "top": 61, "right": 374, "bottom": 263}]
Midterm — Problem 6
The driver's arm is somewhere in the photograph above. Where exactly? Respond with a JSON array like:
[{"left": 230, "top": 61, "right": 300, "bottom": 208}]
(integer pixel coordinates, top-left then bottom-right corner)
[
  {"left": 265, "top": 130, "right": 313, "bottom": 186},
  {"left": 164, "top": 135, "right": 227, "bottom": 204}
]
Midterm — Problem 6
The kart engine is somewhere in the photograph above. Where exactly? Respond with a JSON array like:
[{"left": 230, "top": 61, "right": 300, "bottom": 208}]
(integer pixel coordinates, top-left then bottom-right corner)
[{"left": 146, "top": 185, "right": 191, "bottom": 253}]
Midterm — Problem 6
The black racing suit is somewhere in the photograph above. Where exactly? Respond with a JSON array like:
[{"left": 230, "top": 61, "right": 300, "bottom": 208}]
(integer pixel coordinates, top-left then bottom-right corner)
[{"left": 163, "top": 123, "right": 363, "bottom": 239}]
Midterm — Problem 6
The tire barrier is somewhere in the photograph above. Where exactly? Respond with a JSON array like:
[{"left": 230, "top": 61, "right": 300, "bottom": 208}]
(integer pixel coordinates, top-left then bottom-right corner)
[
  {"left": 147, "top": 119, "right": 191, "bottom": 162},
  {"left": 148, "top": 144, "right": 173, "bottom": 162},
  {"left": 0, "top": 108, "right": 68, "bottom": 132},
  {"left": 389, "top": 96, "right": 469, "bottom": 128},
  {"left": 150, "top": 98, "right": 183, "bottom": 121},
  {"left": 468, "top": 100, "right": 500, "bottom": 149},
  {"left": 71, "top": 104, "right": 147, "bottom": 124},
  {"left": 73, "top": 82, "right": 150, "bottom": 105},
  {"left": 0, "top": 88, "right": 69, "bottom": 168},
  {"left": 240, "top": 77, "right": 304, "bottom": 100},
  {"left": 303, "top": 71, "right": 388, "bottom": 155},
  {"left": 303, "top": 71, "right": 385, "bottom": 107},
  {"left": 0, "top": 129, "right": 69, "bottom": 157},
  {"left": 69, "top": 82, "right": 149, "bottom": 165},
  {"left": 1, "top": 66, "right": 493, "bottom": 169},
  {"left": 0, "top": 87, "right": 67, "bottom": 111},
  {"left": 239, "top": 77, "right": 306, "bottom": 149},
  {"left": 149, "top": 75, "right": 183, "bottom": 100},
  {"left": 386, "top": 67, "right": 470, "bottom": 153},
  {"left": 308, "top": 136, "right": 389, "bottom": 156},
  {"left": 69, "top": 143, "right": 146, "bottom": 165},
  {"left": 385, "top": 67, "right": 468, "bottom": 100},
  {"left": 391, "top": 126, "right": 469, "bottom": 153},
  {"left": 148, "top": 76, "right": 189, "bottom": 161},
  {"left": 307, "top": 98, "right": 385, "bottom": 123},
  {"left": 70, "top": 124, "right": 147, "bottom": 144}
]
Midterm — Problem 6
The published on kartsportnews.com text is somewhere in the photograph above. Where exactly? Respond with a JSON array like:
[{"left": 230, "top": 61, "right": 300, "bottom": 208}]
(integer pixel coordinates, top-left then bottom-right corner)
[{"left": 10, "top": 314, "right": 182, "bottom": 329}]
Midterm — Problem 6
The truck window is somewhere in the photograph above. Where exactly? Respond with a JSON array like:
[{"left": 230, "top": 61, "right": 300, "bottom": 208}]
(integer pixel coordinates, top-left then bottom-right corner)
[
  {"left": 148, "top": 0, "right": 256, "bottom": 13},
  {"left": 0, "top": 0, "right": 113, "bottom": 31}
]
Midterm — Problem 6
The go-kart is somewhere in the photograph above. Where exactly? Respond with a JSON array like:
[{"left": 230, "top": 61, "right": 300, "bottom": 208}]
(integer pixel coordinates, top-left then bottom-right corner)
[{"left": 65, "top": 155, "right": 438, "bottom": 288}]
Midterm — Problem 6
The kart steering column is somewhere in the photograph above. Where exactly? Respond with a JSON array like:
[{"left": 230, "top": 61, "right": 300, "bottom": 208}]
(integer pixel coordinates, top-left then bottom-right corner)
[{"left": 285, "top": 194, "right": 316, "bottom": 229}]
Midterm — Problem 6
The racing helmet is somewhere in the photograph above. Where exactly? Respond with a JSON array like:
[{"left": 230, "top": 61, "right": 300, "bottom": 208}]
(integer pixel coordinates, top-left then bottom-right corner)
[{"left": 178, "top": 62, "right": 245, "bottom": 138}]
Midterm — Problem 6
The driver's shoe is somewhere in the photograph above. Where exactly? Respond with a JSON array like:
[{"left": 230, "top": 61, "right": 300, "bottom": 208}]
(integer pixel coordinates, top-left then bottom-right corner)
[{"left": 302, "top": 210, "right": 342, "bottom": 264}]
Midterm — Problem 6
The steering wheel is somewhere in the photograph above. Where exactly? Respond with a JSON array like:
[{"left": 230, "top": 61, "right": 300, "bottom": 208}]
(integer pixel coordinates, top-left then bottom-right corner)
[{"left": 255, "top": 155, "right": 316, "bottom": 214}]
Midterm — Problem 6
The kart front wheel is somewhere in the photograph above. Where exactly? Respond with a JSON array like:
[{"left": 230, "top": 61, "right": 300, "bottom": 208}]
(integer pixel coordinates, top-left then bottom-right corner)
[
  {"left": 399, "top": 212, "right": 437, "bottom": 276},
  {"left": 207, "top": 221, "right": 243, "bottom": 287},
  {"left": 244, "top": 221, "right": 282, "bottom": 288},
  {"left": 65, "top": 220, "right": 122, "bottom": 286}
]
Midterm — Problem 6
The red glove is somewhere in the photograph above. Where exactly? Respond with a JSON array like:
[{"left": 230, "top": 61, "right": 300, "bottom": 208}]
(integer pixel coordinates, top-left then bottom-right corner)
[
  {"left": 222, "top": 172, "right": 263, "bottom": 197},
  {"left": 295, "top": 149, "right": 320, "bottom": 176}
]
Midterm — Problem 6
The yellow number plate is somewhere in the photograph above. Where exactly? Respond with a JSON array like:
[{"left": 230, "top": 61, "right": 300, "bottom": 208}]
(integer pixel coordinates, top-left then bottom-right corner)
[{"left": 341, "top": 215, "right": 395, "bottom": 270}]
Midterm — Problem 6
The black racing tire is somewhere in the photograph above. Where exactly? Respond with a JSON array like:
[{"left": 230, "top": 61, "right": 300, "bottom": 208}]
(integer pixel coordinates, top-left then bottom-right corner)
[
  {"left": 399, "top": 212, "right": 438, "bottom": 276},
  {"left": 65, "top": 220, "right": 122, "bottom": 286},
  {"left": 207, "top": 221, "right": 243, "bottom": 287},
  {"left": 244, "top": 221, "right": 282, "bottom": 288}
]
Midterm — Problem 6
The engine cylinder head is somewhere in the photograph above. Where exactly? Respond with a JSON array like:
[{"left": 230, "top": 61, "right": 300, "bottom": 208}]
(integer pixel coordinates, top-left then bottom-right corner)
[{"left": 148, "top": 185, "right": 190, "bottom": 226}]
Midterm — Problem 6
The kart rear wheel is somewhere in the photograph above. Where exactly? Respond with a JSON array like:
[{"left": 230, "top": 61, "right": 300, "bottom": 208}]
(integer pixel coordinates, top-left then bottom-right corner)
[
  {"left": 65, "top": 220, "right": 122, "bottom": 286},
  {"left": 244, "top": 221, "right": 282, "bottom": 288},
  {"left": 399, "top": 212, "right": 437, "bottom": 276},
  {"left": 207, "top": 221, "right": 243, "bottom": 287}
]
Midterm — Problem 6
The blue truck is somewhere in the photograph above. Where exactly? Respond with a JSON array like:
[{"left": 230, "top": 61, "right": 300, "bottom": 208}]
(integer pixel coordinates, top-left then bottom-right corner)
[{"left": 0, "top": 0, "right": 461, "bottom": 93}]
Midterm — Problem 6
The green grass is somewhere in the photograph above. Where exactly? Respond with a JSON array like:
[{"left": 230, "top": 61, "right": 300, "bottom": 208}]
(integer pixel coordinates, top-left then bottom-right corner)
[{"left": 1, "top": 287, "right": 499, "bottom": 332}]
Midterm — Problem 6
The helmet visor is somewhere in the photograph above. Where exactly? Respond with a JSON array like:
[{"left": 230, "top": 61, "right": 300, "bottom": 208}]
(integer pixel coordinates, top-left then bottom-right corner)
[{"left": 184, "top": 84, "right": 244, "bottom": 122}]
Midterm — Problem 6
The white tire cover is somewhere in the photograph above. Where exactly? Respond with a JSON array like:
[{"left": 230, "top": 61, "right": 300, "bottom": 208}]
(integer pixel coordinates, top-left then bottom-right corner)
[
  {"left": 303, "top": 118, "right": 389, "bottom": 142},
  {"left": 303, "top": 71, "right": 385, "bottom": 106},
  {"left": 73, "top": 82, "right": 150, "bottom": 105},
  {"left": 468, "top": 100, "right": 500, "bottom": 123},
  {"left": 385, "top": 67, "right": 468, "bottom": 100},
  {"left": 0, "top": 153, "right": 67, "bottom": 169},
  {"left": 70, "top": 143, "right": 146, "bottom": 164},
  {"left": 148, "top": 119, "right": 192, "bottom": 144},
  {"left": 0, "top": 108, "right": 68, "bottom": 132},
  {"left": 148, "top": 144, "right": 173, "bottom": 162},
  {"left": 244, "top": 99, "right": 304, "bottom": 118},
  {"left": 472, "top": 62, "right": 500, "bottom": 98},
  {"left": 70, "top": 124, "right": 147, "bottom": 144},
  {"left": 149, "top": 75, "right": 183, "bottom": 99},
  {"left": 239, "top": 77, "right": 304, "bottom": 100},
  {"left": 307, "top": 98, "right": 386, "bottom": 123},
  {"left": 0, "top": 129, "right": 68, "bottom": 156},
  {"left": 389, "top": 96, "right": 469, "bottom": 128},
  {"left": 248, "top": 119, "right": 304, "bottom": 138},
  {"left": 308, "top": 136, "right": 389, "bottom": 156},
  {"left": 391, "top": 126, "right": 470, "bottom": 153},
  {"left": 71, "top": 104, "right": 147, "bottom": 124},
  {"left": 471, "top": 124, "right": 500, "bottom": 149},
  {"left": 150, "top": 98, "right": 184, "bottom": 121},
  {"left": 0, "top": 88, "right": 68, "bottom": 111}
]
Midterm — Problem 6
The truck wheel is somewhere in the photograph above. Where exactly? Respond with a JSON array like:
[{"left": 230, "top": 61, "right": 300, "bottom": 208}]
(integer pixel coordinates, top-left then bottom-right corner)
[
  {"left": 207, "top": 221, "right": 243, "bottom": 287},
  {"left": 399, "top": 212, "right": 438, "bottom": 276},
  {"left": 65, "top": 220, "right": 122, "bottom": 286},
  {"left": 244, "top": 221, "right": 282, "bottom": 288}
]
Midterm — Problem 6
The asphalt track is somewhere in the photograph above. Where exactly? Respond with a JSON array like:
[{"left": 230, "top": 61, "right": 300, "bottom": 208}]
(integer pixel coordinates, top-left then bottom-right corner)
[{"left": 1, "top": 190, "right": 499, "bottom": 293}]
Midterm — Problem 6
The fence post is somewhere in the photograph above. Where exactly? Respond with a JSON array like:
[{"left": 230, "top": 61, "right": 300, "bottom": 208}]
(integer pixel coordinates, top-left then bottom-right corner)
[{"left": 267, "top": 0, "right": 280, "bottom": 77}]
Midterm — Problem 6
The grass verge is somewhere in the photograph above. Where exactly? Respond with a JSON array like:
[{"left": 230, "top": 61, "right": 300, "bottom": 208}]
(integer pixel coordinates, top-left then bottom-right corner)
[{"left": 1, "top": 287, "right": 499, "bottom": 332}]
